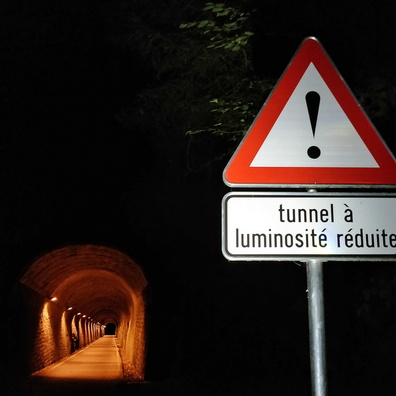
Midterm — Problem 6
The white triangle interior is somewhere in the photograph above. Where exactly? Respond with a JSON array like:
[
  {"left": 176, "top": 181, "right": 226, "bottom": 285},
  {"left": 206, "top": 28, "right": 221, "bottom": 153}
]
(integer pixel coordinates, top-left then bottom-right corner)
[{"left": 250, "top": 63, "right": 378, "bottom": 168}]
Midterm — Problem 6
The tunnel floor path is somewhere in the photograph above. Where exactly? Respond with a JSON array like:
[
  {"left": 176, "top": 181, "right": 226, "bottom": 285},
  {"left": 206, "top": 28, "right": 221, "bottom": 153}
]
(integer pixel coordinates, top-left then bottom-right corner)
[
  {"left": 18, "top": 336, "right": 127, "bottom": 396},
  {"left": 34, "top": 335, "right": 123, "bottom": 380}
]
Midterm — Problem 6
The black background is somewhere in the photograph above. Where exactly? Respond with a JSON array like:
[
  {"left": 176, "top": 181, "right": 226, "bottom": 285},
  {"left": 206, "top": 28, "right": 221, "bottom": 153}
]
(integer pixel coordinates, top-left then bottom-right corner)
[{"left": 2, "top": 0, "right": 396, "bottom": 395}]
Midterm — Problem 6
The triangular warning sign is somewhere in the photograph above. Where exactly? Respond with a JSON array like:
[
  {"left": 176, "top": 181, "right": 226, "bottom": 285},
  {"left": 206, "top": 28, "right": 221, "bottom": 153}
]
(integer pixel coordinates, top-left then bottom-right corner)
[{"left": 223, "top": 37, "right": 396, "bottom": 187}]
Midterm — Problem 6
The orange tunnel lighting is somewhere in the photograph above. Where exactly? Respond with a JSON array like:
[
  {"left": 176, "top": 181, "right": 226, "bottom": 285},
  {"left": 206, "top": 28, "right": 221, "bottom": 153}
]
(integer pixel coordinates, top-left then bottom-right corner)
[{"left": 19, "top": 244, "right": 149, "bottom": 380}]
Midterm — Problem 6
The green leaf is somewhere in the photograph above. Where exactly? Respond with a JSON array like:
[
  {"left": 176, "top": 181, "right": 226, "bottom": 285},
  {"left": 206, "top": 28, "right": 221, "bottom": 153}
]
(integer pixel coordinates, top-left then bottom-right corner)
[
  {"left": 198, "top": 20, "right": 210, "bottom": 28},
  {"left": 203, "top": 3, "right": 215, "bottom": 11}
]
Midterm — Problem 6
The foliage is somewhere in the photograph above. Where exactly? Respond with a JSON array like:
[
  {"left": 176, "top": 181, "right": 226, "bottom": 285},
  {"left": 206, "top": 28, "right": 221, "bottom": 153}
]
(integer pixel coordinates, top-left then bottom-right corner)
[
  {"left": 119, "top": 1, "right": 274, "bottom": 162},
  {"left": 178, "top": 2, "right": 274, "bottom": 141},
  {"left": 179, "top": 2, "right": 254, "bottom": 53},
  {"left": 119, "top": 0, "right": 396, "bottom": 173}
]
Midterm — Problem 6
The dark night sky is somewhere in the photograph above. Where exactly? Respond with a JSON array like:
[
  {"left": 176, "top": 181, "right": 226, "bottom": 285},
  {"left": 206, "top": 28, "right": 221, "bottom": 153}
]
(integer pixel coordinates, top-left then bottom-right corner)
[{"left": 3, "top": 0, "right": 396, "bottom": 394}]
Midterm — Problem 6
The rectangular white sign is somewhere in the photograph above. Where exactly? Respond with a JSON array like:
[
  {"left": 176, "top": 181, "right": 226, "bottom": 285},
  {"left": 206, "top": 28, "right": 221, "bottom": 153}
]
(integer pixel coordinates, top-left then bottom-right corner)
[{"left": 222, "top": 192, "right": 396, "bottom": 261}]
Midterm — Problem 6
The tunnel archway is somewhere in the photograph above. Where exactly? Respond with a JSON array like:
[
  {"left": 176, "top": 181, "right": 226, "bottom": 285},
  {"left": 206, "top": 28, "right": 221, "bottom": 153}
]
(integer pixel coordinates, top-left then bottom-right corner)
[
  {"left": 19, "top": 244, "right": 148, "bottom": 379},
  {"left": 105, "top": 322, "right": 117, "bottom": 335}
]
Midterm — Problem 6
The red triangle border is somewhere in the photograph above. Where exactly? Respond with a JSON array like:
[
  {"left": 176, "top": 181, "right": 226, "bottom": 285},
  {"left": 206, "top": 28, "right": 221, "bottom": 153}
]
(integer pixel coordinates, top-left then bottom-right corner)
[{"left": 223, "top": 37, "right": 396, "bottom": 187}]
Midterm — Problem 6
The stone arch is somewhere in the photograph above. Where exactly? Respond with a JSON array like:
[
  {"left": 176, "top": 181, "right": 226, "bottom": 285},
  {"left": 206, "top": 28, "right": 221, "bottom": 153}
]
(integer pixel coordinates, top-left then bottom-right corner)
[{"left": 19, "top": 244, "right": 148, "bottom": 379}]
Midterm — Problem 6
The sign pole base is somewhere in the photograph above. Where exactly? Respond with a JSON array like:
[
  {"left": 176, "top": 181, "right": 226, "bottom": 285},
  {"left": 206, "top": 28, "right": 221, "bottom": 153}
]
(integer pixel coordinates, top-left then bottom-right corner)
[{"left": 306, "top": 259, "right": 327, "bottom": 396}]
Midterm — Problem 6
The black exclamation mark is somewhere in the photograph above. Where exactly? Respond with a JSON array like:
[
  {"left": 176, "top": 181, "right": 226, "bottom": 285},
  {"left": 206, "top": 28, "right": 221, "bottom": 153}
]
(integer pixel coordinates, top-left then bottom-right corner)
[{"left": 306, "top": 91, "right": 321, "bottom": 159}]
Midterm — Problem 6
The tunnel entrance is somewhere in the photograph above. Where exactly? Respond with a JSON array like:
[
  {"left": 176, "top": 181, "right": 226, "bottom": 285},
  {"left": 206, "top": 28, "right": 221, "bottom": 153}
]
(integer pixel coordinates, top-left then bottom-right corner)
[
  {"left": 105, "top": 322, "right": 117, "bottom": 335},
  {"left": 18, "top": 244, "right": 148, "bottom": 379}
]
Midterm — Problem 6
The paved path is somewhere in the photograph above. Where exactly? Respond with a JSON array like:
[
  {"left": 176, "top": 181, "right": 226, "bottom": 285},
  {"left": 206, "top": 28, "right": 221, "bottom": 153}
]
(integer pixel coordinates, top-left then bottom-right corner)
[{"left": 34, "top": 335, "right": 123, "bottom": 380}]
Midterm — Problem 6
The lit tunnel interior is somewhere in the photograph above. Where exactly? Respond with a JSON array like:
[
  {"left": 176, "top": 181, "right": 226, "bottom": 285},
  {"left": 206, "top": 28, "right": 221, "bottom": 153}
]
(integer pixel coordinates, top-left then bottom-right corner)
[{"left": 17, "top": 244, "right": 148, "bottom": 379}]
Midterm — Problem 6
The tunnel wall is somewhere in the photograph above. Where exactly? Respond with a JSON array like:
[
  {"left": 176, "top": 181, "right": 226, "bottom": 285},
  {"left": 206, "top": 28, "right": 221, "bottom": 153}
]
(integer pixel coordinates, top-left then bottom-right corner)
[
  {"left": 19, "top": 284, "right": 103, "bottom": 374},
  {"left": 118, "top": 294, "right": 147, "bottom": 379}
]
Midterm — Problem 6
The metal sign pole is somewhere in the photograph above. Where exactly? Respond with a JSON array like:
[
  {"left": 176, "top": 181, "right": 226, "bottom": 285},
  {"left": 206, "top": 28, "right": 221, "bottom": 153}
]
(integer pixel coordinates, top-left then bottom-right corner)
[{"left": 306, "top": 259, "right": 327, "bottom": 396}]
